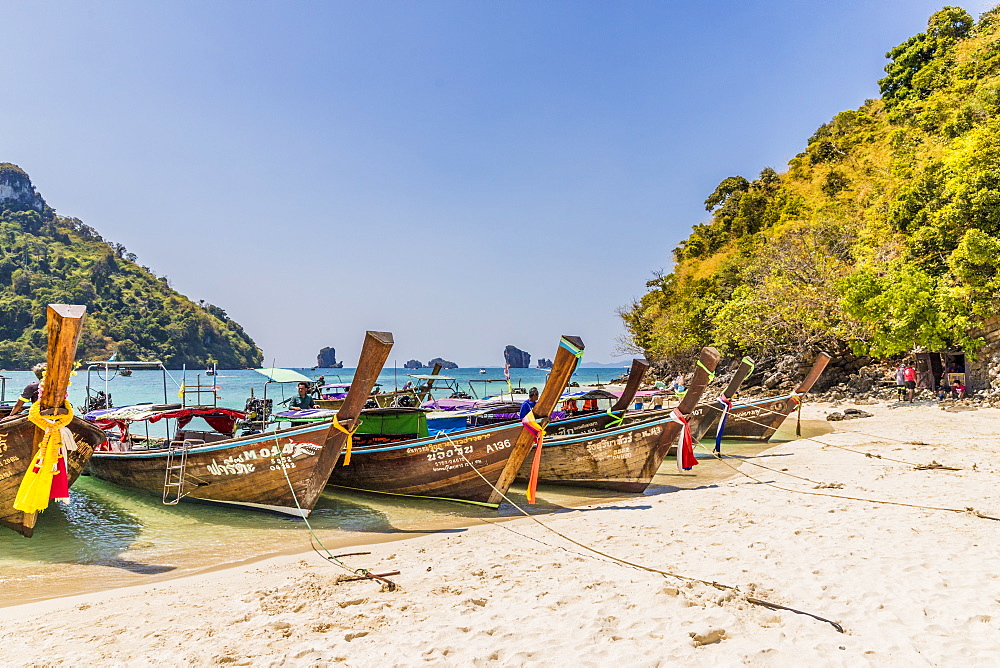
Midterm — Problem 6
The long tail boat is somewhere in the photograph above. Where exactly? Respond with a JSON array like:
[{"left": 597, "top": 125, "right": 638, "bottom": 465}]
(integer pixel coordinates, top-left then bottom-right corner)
[
  {"left": 326, "top": 336, "right": 584, "bottom": 506},
  {"left": 512, "top": 347, "right": 720, "bottom": 492},
  {"left": 672, "top": 356, "right": 756, "bottom": 442},
  {"left": 713, "top": 352, "right": 831, "bottom": 441},
  {"left": 1, "top": 305, "right": 107, "bottom": 538},
  {"left": 86, "top": 331, "right": 393, "bottom": 517}
]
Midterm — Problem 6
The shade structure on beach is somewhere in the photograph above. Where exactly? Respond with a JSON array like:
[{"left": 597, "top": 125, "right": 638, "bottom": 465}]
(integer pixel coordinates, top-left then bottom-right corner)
[{"left": 254, "top": 368, "right": 314, "bottom": 384}]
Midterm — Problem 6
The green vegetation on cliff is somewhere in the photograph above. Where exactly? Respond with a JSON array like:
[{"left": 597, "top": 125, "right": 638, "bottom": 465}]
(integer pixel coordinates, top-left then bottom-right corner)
[
  {"left": 0, "top": 163, "right": 262, "bottom": 369},
  {"left": 622, "top": 6, "right": 1000, "bottom": 363}
]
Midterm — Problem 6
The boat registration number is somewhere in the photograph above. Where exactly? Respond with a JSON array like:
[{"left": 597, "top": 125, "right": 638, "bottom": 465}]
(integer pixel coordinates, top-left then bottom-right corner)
[{"left": 427, "top": 445, "right": 473, "bottom": 461}]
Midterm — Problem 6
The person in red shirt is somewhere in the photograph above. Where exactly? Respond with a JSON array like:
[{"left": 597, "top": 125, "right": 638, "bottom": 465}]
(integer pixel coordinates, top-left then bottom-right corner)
[
  {"left": 951, "top": 380, "right": 966, "bottom": 400},
  {"left": 902, "top": 363, "right": 917, "bottom": 403}
]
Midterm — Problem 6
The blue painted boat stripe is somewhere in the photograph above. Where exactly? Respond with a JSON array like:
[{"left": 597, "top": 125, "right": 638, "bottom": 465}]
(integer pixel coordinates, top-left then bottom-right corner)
[{"left": 92, "top": 423, "right": 329, "bottom": 459}]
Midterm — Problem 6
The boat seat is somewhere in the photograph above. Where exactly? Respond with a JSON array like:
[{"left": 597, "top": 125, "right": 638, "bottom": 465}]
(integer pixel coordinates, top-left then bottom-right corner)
[{"left": 174, "top": 429, "right": 229, "bottom": 444}]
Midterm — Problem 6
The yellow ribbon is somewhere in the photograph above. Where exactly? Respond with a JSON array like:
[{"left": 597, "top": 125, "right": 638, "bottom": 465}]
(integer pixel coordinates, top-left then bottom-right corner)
[
  {"left": 332, "top": 418, "right": 361, "bottom": 465},
  {"left": 14, "top": 400, "right": 75, "bottom": 514}
]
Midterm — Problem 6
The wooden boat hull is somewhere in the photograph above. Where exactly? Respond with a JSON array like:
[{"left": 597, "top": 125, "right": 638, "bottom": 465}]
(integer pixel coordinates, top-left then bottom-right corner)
[
  {"left": 0, "top": 416, "right": 107, "bottom": 537},
  {"left": 708, "top": 352, "right": 831, "bottom": 442},
  {"left": 710, "top": 395, "right": 800, "bottom": 441},
  {"left": 328, "top": 335, "right": 586, "bottom": 507},
  {"left": 87, "top": 421, "right": 339, "bottom": 517},
  {"left": 327, "top": 422, "right": 526, "bottom": 507},
  {"left": 512, "top": 348, "right": 721, "bottom": 491},
  {"left": 514, "top": 413, "right": 681, "bottom": 492},
  {"left": 633, "top": 397, "right": 795, "bottom": 445}
]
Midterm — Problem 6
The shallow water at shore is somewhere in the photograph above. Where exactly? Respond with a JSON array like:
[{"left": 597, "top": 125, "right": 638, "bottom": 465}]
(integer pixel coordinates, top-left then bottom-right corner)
[{"left": 0, "top": 419, "right": 831, "bottom": 606}]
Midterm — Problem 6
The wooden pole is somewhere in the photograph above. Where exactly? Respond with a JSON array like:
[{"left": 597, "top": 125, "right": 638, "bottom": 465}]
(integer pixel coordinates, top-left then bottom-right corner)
[
  {"left": 487, "top": 335, "right": 584, "bottom": 505},
  {"left": 610, "top": 358, "right": 651, "bottom": 413},
  {"left": 38, "top": 304, "right": 87, "bottom": 414},
  {"left": 23, "top": 304, "right": 87, "bottom": 533}
]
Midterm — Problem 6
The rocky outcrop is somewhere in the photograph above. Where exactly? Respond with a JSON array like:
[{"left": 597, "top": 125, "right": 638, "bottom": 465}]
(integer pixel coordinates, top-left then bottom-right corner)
[
  {"left": 537, "top": 358, "right": 553, "bottom": 369},
  {"left": 317, "top": 347, "right": 343, "bottom": 368},
  {"left": 504, "top": 345, "right": 530, "bottom": 368},
  {"left": 403, "top": 359, "right": 423, "bottom": 369},
  {"left": 428, "top": 357, "right": 458, "bottom": 369},
  {"left": 0, "top": 163, "right": 46, "bottom": 212}
]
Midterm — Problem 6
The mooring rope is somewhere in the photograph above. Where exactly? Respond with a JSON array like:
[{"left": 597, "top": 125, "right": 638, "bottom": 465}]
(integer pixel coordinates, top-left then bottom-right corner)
[
  {"left": 274, "top": 433, "right": 397, "bottom": 589},
  {"left": 714, "top": 397, "right": 966, "bottom": 470},
  {"left": 692, "top": 440, "right": 1000, "bottom": 521},
  {"left": 435, "top": 431, "right": 846, "bottom": 634}
]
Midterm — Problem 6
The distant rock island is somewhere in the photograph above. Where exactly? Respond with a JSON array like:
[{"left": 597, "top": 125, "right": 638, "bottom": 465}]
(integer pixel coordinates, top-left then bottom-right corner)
[
  {"left": 316, "top": 347, "right": 343, "bottom": 368},
  {"left": 403, "top": 359, "right": 422, "bottom": 369},
  {"left": 428, "top": 357, "right": 458, "bottom": 369},
  {"left": 0, "top": 162, "right": 261, "bottom": 369},
  {"left": 504, "top": 345, "right": 530, "bottom": 368},
  {"left": 536, "top": 358, "right": 553, "bottom": 369}
]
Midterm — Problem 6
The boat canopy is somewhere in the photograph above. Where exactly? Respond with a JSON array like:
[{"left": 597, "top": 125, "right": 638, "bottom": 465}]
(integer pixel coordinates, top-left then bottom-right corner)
[
  {"left": 254, "top": 368, "right": 314, "bottom": 384},
  {"left": 273, "top": 408, "right": 340, "bottom": 421},
  {"left": 84, "top": 360, "right": 165, "bottom": 368},
  {"left": 408, "top": 374, "right": 456, "bottom": 381},
  {"left": 86, "top": 405, "right": 246, "bottom": 436},
  {"left": 560, "top": 389, "right": 618, "bottom": 401}
]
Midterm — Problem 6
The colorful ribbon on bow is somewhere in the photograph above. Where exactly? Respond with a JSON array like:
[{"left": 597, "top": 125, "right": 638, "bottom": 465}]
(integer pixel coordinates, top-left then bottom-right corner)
[
  {"left": 714, "top": 393, "right": 733, "bottom": 454},
  {"left": 14, "top": 400, "right": 77, "bottom": 514},
  {"left": 559, "top": 337, "right": 584, "bottom": 371},
  {"left": 332, "top": 418, "right": 361, "bottom": 465},
  {"left": 523, "top": 410, "right": 547, "bottom": 504},
  {"left": 605, "top": 409, "right": 624, "bottom": 428},
  {"left": 672, "top": 407, "right": 697, "bottom": 472}
]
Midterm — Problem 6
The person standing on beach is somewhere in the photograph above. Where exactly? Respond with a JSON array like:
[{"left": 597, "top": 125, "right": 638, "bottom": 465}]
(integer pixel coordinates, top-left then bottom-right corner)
[
  {"left": 895, "top": 364, "right": 908, "bottom": 401},
  {"left": 902, "top": 363, "right": 917, "bottom": 402},
  {"left": 519, "top": 387, "right": 539, "bottom": 419}
]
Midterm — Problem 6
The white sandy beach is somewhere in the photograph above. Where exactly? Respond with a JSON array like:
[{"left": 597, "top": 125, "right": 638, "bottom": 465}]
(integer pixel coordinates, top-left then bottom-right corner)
[{"left": 2, "top": 401, "right": 999, "bottom": 666}]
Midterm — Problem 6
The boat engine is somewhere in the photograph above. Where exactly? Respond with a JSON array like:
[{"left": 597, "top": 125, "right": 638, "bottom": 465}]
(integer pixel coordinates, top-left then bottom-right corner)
[
  {"left": 240, "top": 396, "right": 272, "bottom": 434},
  {"left": 79, "top": 390, "right": 113, "bottom": 414}
]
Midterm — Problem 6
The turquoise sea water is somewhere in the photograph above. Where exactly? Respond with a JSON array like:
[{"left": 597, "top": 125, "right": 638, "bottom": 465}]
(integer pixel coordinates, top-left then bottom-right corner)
[
  {"left": 2, "top": 365, "right": 630, "bottom": 412},
  {"left": 0, "top": 364, "right": 829, "bottom": 606}
]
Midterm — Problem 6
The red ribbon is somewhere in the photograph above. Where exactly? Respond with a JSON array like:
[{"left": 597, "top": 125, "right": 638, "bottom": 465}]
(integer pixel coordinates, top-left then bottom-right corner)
[
  {"left": 673, "top": 407, "right": 697, "bottom": 471},
  {"left": 522, "top": 412, "right": 546, "bottom": 504}
]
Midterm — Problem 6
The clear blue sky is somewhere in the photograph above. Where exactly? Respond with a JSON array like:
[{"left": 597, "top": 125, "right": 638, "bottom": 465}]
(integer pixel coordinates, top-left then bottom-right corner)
[{"left": 2, "top": 1, "right": 991, "bottom": 366}]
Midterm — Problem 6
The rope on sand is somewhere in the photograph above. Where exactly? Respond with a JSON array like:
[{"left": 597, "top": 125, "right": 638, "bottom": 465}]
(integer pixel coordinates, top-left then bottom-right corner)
[
  {"left": 724, "top": 398, "right": 964, "bottom": 470},
  {"left": 437, "top": 431, "right": 846, "bottom": 634},
  {"left": 275, "top": 434, "right": 399, "bottom": 590},
  {"left": 693, "top": 440, "right": 1000, "bottom": 522}
]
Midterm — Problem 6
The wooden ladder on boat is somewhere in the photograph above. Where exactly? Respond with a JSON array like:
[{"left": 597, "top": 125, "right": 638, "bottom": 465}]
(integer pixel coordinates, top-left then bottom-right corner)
[{"left": 162, "top": 440, "right": 202, "bottom": 504}]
